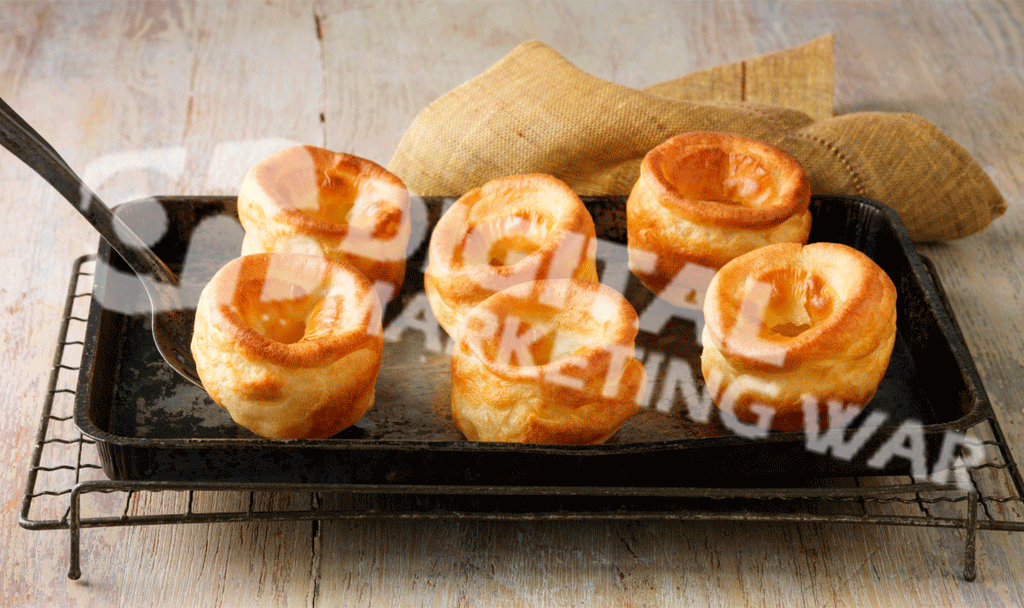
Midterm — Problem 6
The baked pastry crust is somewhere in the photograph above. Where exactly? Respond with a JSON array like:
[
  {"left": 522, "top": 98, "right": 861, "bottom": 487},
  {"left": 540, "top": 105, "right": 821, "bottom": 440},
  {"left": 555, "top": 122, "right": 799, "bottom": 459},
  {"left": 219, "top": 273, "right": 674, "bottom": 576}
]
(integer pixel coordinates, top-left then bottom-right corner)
[
  {"left": 425, "top": 173, "right": 598, "bottom": 335},
  {"left": 700, "top": 242, "right": 897, "bottom": 432},
  {"left": 627, "top": 131, "right": 812, "bottom": 303},
  {"left": 191, "top": 253, "right": 383, "bottom": 439},
  {"left": 451, "top": 278, "right": 646, "bottom": 444},
  {"left": 237, "top": 145, "right": 410, "bottom": 302}
]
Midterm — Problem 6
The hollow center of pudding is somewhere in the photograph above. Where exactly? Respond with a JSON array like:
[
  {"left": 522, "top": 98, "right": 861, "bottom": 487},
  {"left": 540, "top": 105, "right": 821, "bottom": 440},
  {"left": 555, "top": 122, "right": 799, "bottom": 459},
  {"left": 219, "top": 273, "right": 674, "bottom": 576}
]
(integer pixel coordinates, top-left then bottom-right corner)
[
  {"left": 526, "top": 324, "right": 592, "bottom": 366},
  {"left": 236, "top": 277, "right": 316, "bottom": 344},
  {"left": 271, "top": 159, "right": 360, "bottom": 225},
  {"left": 755, "top": 267, "right": 836, "bottom": 339},
  {"left": 475, "top": 300, "right": 599, "bottom": 368},
  {"left": 462, "top": 211, "right": 555, "bottom": 267},
  {"left": 306, "top": 170, "right": 358, "bottom": 224},
  {"left": 661, "top": 148, "right": 775, "bottom": 207}
]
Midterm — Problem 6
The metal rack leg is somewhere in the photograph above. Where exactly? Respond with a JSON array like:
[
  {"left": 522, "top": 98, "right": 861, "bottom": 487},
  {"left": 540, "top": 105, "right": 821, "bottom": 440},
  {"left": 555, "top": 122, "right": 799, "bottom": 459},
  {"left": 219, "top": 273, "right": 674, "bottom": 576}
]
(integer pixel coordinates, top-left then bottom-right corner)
[
  {"left": 963, "top": 491, "right": 978, "bottom": 581},
  {"left": 68, "top": 485, "right": 82, "bottom": 581}
]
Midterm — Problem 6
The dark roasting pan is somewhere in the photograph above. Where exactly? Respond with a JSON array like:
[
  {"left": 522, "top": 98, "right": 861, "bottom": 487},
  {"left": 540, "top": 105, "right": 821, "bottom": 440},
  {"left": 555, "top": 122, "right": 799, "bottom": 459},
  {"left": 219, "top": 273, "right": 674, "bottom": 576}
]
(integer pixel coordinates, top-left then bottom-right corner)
[{"left": 74, "top": 194, "right": 991, "bottom": 487}]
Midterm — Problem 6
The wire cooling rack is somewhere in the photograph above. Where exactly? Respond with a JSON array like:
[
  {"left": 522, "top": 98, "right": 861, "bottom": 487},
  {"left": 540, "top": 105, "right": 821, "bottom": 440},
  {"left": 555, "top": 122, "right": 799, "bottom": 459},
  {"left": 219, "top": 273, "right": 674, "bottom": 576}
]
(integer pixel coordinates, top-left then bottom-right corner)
[{"left": 19, "top": 255, "right": 1024, "bottom": 581}]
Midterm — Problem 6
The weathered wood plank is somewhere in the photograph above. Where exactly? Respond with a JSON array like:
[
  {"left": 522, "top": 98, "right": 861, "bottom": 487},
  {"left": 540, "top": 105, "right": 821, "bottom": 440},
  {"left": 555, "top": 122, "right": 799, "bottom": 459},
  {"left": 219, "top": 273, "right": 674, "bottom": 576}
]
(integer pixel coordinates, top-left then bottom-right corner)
[{"left": 2, "top": 1, "right": 1024, "bottom": 606}]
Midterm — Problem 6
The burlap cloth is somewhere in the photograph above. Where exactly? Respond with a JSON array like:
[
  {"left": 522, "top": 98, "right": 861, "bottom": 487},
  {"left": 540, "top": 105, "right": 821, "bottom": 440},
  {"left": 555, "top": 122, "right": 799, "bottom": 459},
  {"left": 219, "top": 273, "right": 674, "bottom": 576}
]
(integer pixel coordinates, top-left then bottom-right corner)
[{"left": 388, "top": 36, "right": 1005, "bottom": 242}]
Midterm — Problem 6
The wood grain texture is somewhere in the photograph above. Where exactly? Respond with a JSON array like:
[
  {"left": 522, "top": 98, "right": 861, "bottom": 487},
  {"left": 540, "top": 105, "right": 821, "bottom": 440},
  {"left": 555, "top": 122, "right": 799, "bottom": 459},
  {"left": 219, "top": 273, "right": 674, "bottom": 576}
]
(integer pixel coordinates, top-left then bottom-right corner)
[{"left": 1, "top": 1, "right": 1023, "bottom": 606}]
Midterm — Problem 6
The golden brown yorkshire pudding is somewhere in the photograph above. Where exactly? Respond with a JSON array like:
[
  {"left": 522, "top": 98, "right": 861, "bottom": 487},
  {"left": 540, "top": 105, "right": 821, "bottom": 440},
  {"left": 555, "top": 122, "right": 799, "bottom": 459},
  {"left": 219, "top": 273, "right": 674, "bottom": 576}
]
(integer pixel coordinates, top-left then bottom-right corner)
[
  {"left": 451, "top": 278, "right": 646, "bottom": 444},
  {"left": 191, "top": 253, "right": 383, "bottom": 439},
  {"left": 238, "top": 145, "right": 410, "bottom": 302},
  {"left": 700, "top": 242, "right": 897, "bottom": 432},
  {"left": 627, "top": 131, "right": 812, "bottom": 304},
  {"left": 424, "top": 173, "right": 598, "bottom": 336}
]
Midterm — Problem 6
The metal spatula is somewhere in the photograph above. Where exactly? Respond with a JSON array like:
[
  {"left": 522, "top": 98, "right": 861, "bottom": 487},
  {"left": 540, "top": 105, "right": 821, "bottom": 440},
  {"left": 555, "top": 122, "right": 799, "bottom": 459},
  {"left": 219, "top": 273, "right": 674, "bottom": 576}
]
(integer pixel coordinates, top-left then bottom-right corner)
[{"left": 0, "top": 95, "right": 203, "bottom": 388}]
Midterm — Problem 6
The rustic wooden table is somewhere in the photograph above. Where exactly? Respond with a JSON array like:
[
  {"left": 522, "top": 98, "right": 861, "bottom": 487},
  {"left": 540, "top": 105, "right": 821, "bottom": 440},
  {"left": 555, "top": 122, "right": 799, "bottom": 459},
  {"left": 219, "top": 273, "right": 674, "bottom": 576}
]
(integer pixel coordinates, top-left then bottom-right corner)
[{"left": 2, "top": 1, "right": 1023, "bottom": 606}]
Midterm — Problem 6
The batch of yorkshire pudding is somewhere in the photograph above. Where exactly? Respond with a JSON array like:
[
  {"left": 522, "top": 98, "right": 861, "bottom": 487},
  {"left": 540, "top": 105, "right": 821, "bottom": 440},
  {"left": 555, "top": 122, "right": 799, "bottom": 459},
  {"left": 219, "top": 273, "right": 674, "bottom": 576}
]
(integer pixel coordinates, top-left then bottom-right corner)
[{"left": 189, "top": 131, "right": 898, "bottom": 445}]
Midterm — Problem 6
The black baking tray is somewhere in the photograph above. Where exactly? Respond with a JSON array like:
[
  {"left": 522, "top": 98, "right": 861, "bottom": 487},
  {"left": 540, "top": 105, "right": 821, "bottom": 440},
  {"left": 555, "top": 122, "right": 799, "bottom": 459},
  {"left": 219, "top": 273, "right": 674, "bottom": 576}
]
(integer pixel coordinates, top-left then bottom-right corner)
[{"left": 74, "top": 194, "right": 991, "bottom": 487}]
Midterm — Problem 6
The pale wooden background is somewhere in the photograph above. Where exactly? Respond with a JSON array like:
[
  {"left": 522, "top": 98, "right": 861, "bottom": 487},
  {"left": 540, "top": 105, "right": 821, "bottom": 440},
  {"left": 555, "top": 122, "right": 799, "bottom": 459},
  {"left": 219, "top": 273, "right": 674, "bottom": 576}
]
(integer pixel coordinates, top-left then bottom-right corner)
[{"left": 2, "top": 1, "right": 1023, "bottom": 606}]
